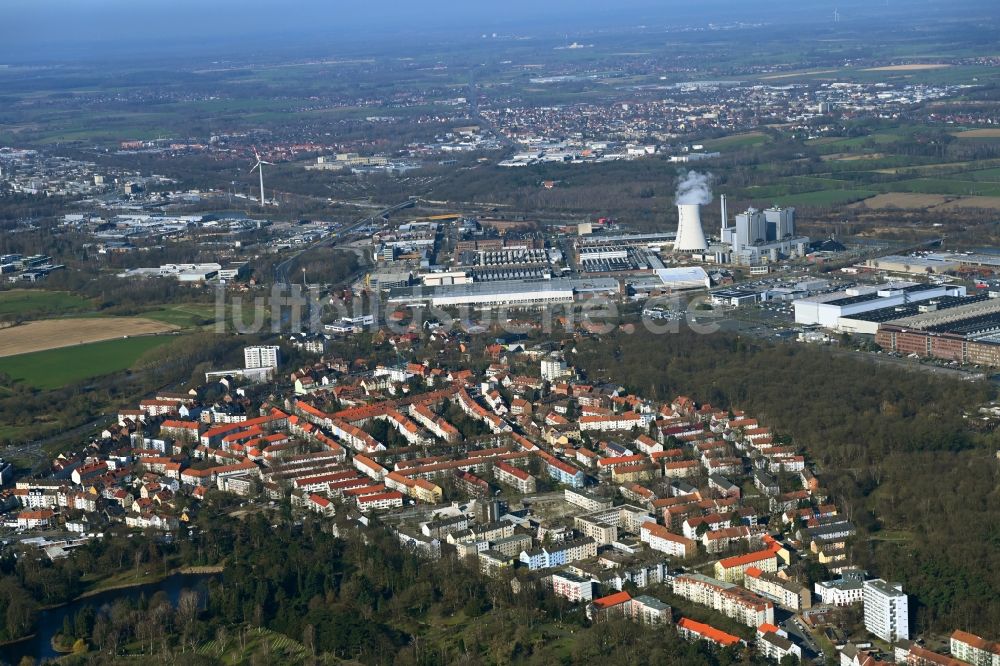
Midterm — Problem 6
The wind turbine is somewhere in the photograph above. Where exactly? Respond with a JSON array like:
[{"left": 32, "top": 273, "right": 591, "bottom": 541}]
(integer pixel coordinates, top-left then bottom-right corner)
[{"left": 249, "top": 148, "right": 272, "bottom": 207}]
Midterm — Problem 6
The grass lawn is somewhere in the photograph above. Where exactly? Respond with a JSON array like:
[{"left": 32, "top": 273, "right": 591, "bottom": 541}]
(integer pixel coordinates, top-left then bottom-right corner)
[
  {"left": 741, "top": 176, "right": 857, "bottom": 200},
  {"left": 0, "top": 290, "right": 92, "bottom": 317},
  {"left": 0, "top": 335, "right": 175, "bottom": 389},
  {"left": 78, "top": 567, "right": 172, "bottom": 596}
]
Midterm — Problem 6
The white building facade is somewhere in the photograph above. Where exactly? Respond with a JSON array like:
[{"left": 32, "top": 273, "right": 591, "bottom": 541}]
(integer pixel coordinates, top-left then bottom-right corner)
[{"left": 863, "top": 579, "right": 909, "bottom": 643}]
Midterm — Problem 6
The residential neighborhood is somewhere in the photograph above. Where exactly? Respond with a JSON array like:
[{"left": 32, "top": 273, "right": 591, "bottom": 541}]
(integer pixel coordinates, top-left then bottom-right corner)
[{"left": 1, "top": 332, "right": 993, "bottom": 665}]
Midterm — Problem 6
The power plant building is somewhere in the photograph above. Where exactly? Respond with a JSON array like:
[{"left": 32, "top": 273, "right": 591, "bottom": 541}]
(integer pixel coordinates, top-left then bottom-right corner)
[{"left": 718, "top": 199, "right": 808, "bottom": 265}]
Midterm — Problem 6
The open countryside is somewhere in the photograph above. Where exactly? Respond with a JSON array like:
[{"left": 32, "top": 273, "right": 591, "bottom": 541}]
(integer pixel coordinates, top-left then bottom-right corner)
[
  {"left": 0, "top": 335, "right": 174, "bottom": 388},
  {"left": 862, "top": 64, "right": 953, "bottom": 71},
  {"left": 0, "top": 317, "right": 177, "bottom": 358},
  {"left": 0, "top": 289, "right": 92, "bottom": 317}
]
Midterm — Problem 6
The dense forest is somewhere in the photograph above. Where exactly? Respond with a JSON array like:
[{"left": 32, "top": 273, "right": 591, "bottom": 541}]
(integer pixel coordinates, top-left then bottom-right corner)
[{"left": 573, "top": 329, "right": 1000, "bottom": 637}]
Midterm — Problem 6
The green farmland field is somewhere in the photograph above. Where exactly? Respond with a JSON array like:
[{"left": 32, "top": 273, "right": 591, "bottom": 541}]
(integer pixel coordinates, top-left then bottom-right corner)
[
  {"left": 0, "top": 335, "right": 175, "bottom": 389},
  {"left": 703, "top": 132, "right": 770, "bottom": 150},
  {"left": 769, "top": 189, "right": 876, "bottom": 207},
  {"left": 884, "top": 178, "right": 1000, "bottom": 197},
  {"left": 141, "top": 303, "right": 218, "bottom": 329},
  {"left": 0, "top": 290, "right": 92, "bottom": 317}
]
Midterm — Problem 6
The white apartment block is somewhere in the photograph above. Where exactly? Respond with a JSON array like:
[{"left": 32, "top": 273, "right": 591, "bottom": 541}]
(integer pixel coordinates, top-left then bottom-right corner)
[
  {"left": 640, "top": 521, "right": 696, "bottom": 558},
  {"left": 814, "top": 579, "right": 864, "bottom": 606},
  {"left": 578, "top": 412, "right": 643, "bottom": 432},
  {"left": 950, "top": 630, "right": 1000, "bottom": 666},
  {"left": 540, "top": 356, "right": 569, "bottom": 381},
  {"left": 563, "top": 488, "right": 614, "bottom": 513},
  {"left": 758, "top": 630, "right": 801, "bottom": 662},
  {"left": 630, "top": 595, "right": 672, "bottom": 626},
  {"left": 357, "top": 491, "right": 404, "bottom": 511},
  {"left": 493, "top": 461, "right": 536, "bottom": 494},
  {"left": 672, "top": 573, "right": 774, "bottom": 628},
  {"left": 551, "top": 571, "right": 594, "bottom": 603},
  {"left": 863, "top": 579, "right": 909, "bottom": 643},
  {"left": 244, "top": 345, "right": 281, "bottom": 369}
]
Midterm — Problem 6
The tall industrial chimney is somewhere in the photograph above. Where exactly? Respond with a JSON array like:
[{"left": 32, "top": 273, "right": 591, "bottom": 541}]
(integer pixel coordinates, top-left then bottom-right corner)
[
  {"left": 720, "top": 194, "right": 728, "bottom": 238},
  {"left": 675, "top": 203, "right": 708, "bottom": 252}
]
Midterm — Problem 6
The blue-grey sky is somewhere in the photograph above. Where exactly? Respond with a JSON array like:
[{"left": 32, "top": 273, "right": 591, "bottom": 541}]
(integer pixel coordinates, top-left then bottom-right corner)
[{"left": 0, "top": 0, "right": 994, "bottom": 62}]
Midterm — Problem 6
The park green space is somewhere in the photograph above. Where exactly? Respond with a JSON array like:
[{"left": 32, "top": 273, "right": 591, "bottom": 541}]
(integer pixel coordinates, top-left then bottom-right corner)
[{"left": 0, "top": 335, "right": 175, "bottom": 389}]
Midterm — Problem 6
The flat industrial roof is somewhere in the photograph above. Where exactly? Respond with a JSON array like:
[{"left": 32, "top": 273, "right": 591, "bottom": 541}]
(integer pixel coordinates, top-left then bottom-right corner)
[
  {"left": 825, "top": 283, "right": 939, "bottom": 307},
  {"left": 927, "top": 312, "right": 1000, "bottom": 336},
  {"left": 387, "top": 277, "right": 619, "bottom": 302},
  {"left": 887, "top": 297, "right": 1000, "bottom": 331},
  {"left": 579, "top": 232, "right": 676, "bottom": 245},
  {"left": 655, "top": 266, "right": 710, "bottom": 285},
  {"left": 713, "top": 288, "right": 761, "bottom": 298},
  {"left": 844, "top": 294, "right": 990, "bottom": 324}
]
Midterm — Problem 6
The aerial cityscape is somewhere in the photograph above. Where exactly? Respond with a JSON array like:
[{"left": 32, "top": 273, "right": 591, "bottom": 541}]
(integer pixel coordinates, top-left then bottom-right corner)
[{"left": 0, "top": 0, "right": 999, "bottom": 664}]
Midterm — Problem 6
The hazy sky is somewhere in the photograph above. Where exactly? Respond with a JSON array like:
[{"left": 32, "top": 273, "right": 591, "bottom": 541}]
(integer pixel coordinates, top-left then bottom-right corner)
[{"left": 0, "top": 0, "right": 994, "bottom": 62}]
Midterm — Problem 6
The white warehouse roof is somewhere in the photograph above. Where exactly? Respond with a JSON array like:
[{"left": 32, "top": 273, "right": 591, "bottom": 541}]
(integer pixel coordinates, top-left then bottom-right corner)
[{"left": 655, "top": 266, "right": 711, "bottom": 289}]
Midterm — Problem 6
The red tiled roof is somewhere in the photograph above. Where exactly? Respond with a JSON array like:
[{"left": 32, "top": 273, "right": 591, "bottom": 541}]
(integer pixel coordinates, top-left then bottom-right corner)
[
  {"left": 18, "top": 509, "right": 55, "bottom": 520},
  {"left": 952, "top": 630, "right": 1000, "bottom": 656},
  {"left": 642, "top": 521, "right": 695, "bottom": 546},
  {"left": 357, "top": 490, "right": 404, "bottom": 504},
  {"left": 308, "top": 493, "right": 331, "bottom": 507},
  {"left": 907, "top": 646, "right": 964, "bottom": 666},
  {"left": 677, "top": 617, "right": 740, "bottom": 647},
  {"left": 495, "top": 461, "right": 531, "bottom": 480},
  {"left": 161, "top": 420, "right": 200, "bottom": 430},
  {"left": 718, "top": 549, "right": 776, "bottom": 569},
  {"left": 591, "top": 591, "right": 632, "bottom": 609}
]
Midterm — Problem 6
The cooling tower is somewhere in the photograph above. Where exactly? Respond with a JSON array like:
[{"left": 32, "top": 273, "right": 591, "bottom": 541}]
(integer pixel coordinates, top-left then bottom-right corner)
[{"left": 675, "top": 203, "right": 708, "bottom": 252}]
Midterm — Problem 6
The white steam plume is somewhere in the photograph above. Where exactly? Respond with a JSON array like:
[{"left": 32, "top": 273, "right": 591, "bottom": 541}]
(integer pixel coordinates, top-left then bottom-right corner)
[{"left": 675, "top": 170, "right": 713, "bottom": 206}]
